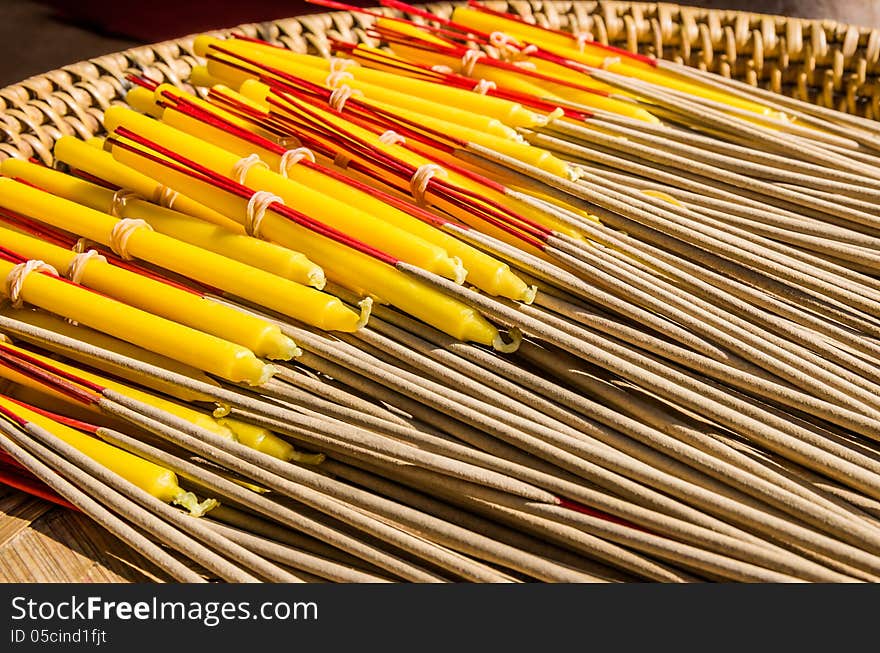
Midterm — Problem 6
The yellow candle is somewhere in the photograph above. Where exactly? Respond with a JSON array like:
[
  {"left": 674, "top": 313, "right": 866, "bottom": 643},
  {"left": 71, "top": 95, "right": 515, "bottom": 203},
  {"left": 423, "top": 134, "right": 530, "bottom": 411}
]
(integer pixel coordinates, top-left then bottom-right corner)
[
  {"left": 0, "top": 176, "right": 361, "bottom": 333},
  {"left": 363, "top": 95, "right": 574, "bottom": 179},
  {"left": 126, "top": 87, "right": 164, "bottom": 118},
  {"left": 217, "top": 416, "right": 324, "bottom": 464},
  {"left": 384, "top": 41, "right": 657, "bottom": 123},
  {"left": 229, "top": 68, "right": 571, "bottom": 180},
  {"left": 204, "top": 56, "right": 263, "bottom": 91},
  {"left": 6, "top": 155, "right": 326, "bottom": 288},
  {"left": 121, "top": 198, "right": 327, "bottom": 289},
  {"left": 53, "top": 135, "right": 242, "bottom": 232},
  {"left": 0, "top": 250, "right": 271, "bottom": 386},
  {"left": 140, "top": 105, "right": 467, "bottom": 283},
  {"left": 100, "top": 116, "right": 500, "bottom": 345},
  {"left": 242, "top": 82, "right": 582, "bottom": 241},
  {"left": 0, "top": 341, "right": 236, "bottom": 441},
  {"left": 196, "top": 37, "right": 521, "bottom": 142},
  {"left": 112, "top": 143, "right": 500, "bottom": 344},
  {"left": 351, "top": 36, "right": 648, "bottom": 121},
  {"left": 372, "top": 17, "right": 454, "bottom": 47},
  {"left": 151, "top": 83, "right": 274, "bottom": 136},
  {"left": 0, "top": 393, "right": 213, "bottom": 513},
  {"left": 451, "top": 8, "right": 781, "bottom": 118},
  {"left": 351, "top": 42, "right": 545, "bottom": 127},
  {"left": 1, "top": 338, "right": 312, "bottom": 464},
  {"left": 0, "top": 217, "right": 299, "bottom": 362},
  {"left": 0, "top": 306, "right": 219, "bottom": 403},
  {"left": 190, "top": 64, "right": 226, "bottom": 88},
  {"left": 151, "top": 94, "right": 530, "bottom": 300}
]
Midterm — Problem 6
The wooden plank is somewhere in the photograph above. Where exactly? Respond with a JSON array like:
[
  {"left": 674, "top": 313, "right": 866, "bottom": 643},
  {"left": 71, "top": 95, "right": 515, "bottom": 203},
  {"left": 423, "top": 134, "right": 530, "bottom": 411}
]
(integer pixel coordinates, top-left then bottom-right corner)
[
  {"left": 0, "top": 490, "right": 173, "bottom": 583},
  {"left": 0, "top": 492, "right": 53, "bottom": 548}
]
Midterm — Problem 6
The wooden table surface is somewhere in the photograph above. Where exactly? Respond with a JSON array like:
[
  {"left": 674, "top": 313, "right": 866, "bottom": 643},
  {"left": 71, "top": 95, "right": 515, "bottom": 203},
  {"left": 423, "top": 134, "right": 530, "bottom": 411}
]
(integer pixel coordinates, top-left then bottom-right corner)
[{"left": 0, "top": 486, "right": 170, "bottom": 583}]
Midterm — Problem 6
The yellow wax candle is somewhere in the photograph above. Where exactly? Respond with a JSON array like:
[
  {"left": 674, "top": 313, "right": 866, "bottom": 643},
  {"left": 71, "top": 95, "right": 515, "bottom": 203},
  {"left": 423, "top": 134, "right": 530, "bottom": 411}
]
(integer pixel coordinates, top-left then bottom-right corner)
[
  {"left": 234, "top": 72, "right": 571, "bottom": 180},
  {"left": 363, "top": 95, "right": 574, "bottom": 179},
  {"left": 525, "top": 58, "right": 620, "bottom": 94},
  {"left": 195, "top": 38, "right": 522, "bottom": 142},
  {"left": 204, "top": 56, "right": 263, "bottom": 90},
  {"left": 385, "top": 41, "right": 657, "bottom": 123},
  {"left": 0, "top": 252, "right": 271, "bottom": 386},
  {"left": 190, "top": 64, "right": 227, "bottom": 88},
  {"left": 242, "top": 82, "right": 582, "bottom": 240},
  {"left": 352, "top": 44, "right": 547, "bottom": 127},
  {"left": 451, "top": 8, "right": 780, "bottom": 118},
  {"left": 103, "top": 134, "right": 500, "bottom": 345},
  {"left": 110, "top": 107, "right": 466, "bottom": 283},
  {"left": 375, "top": 18, "right": 453, "bottom": 46},
  {"left": 0, "top": 394, "right": 213, "bottom": 513},
  {"left": 6, "top": 156, "right": 326, "bottom": 289},
  {"left": 152, "top": 83, "right": 272, "bottom": 135},
  {"left": 0, "top": 341, "right": 237, "bottom": 441},
  {"left": 493, "top": 66, "right": 659, "bottom": 122},
  {"left": 0, "top": 217, "right": 299, "bottom": 362},
  {"left": 0, "top": 176, "right": 361, "bottom": 333},
  {"left": 1, "top": 382, "right": 110, "bottom": 428},
  {"left": 217, "top": 416, "right": 324, "bottom": 464},
  {"left": 0, "top": 306, "right": 218, "bottom": 403},
  {"left": 151, "top": 97, "right": 528, "bottom": 300},
  {"left": 126, "top": 87, "right": 165, "bottom": 118},
  {"left": 54, "top": 136, "right": 242, "bottom": 232}
]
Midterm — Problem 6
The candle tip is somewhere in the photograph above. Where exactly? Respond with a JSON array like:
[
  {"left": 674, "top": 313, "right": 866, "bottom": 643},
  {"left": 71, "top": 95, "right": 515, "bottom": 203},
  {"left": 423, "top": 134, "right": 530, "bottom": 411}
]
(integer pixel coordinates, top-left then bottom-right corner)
[
  {"left": 212, "top": 403, "right": 231, "bottom": 418},
  {"left": 172, "top": 490, "right": 219, "bottom": 517},
  {"left": 308, "top": 267, "right": 327, "bottom": 290},
  {"left": 492, "top": 327, "right": 522, "bottom": 353}
]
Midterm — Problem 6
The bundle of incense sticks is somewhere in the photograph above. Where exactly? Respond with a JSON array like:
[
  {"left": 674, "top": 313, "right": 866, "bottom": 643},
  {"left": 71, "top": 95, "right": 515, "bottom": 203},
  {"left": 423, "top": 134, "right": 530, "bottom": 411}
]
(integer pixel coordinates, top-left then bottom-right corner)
[{"left": 2, "top": 2, "right": 880, "bottom": 583}]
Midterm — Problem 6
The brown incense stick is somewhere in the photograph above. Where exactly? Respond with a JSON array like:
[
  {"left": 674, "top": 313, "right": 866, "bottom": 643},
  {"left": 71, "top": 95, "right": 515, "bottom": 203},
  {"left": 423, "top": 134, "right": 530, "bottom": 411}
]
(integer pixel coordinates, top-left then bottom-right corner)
[{"left": 0, "top": 418, "right": 205, "bottom": 583}]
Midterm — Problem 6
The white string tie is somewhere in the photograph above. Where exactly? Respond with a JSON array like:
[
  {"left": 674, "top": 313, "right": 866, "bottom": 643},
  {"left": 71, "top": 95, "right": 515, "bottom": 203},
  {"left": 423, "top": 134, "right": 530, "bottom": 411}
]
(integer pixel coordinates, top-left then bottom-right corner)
[
  {"left": 489, "top": 31, "right": 527, "bottom": 60},
  {"left": 409, "top": 163, "right": 445, "bottom": 205},
  {"left": 490, "top": 31, "right": 518, "bottom": 48},
  {"left": 329, "top": 84, "right": 360, "bottom": 112},
  {"left": 245, "top": 191, "right": 283, "bottom": 239},
  {"left": 5, "top": 260, "right": 58, "bottom": 308},
  {"left": 574, "top": 31, "right": 592, "bottom": 52},
  {"left": 430, "top": 65, "right": 454, "bottom": 74},
  {"left": 72, "top": 238, "right": 92, "bottom": 254},
  {"left": 109, "top": 218, "right": 152, "bottom": 260},
  {"left": 279, "top": 147, "right": 316, "bottom": 177},
  {"left": 151, "top": 184, "right": 179, "bottom": 209},
  {"left": 325, "top": 71, "right": 354, "bottom": 88},
  {"left": 472, "top": 79, "right": 497, "bottom": 95},
  {"left": 378, "top": 130, "right": 406, "bottom": 145},
  {"left": 329, "top": 57, "right": 356, "bottom": 73},
  {"left": 64, "top": 249, "right": 107, "bottom": 325},
  {"left": 535, "top": 107, "right": 566, "bottom": 126},
  {"left": 601, "top": 56, "right": 621, "bottom": 69},
  {"left": 461, "top": 49, "right": 486, "bottom": 76},
  {"left": 65, "top": 249, "right": 107, "bottom": 285},
  {"left": 232, "top": 153, "right": 269, "bottom": 184}
]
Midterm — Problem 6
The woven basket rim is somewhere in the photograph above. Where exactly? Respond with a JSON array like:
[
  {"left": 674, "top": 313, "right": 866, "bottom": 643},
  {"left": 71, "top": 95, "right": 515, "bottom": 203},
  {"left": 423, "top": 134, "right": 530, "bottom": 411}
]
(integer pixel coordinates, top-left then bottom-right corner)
[
  {"left": 2, "top": 0, "right": 879, "bottom": 166},
  {"left": 2, "top": 1, "right": 877, "bottom": 94}
]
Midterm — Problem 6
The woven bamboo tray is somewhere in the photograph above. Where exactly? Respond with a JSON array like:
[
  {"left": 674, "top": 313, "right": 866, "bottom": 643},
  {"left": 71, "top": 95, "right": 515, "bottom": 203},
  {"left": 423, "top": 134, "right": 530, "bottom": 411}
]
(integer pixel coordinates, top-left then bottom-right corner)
[{"left": 0, "top": 1, "right": 877, "bottom": 582}]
